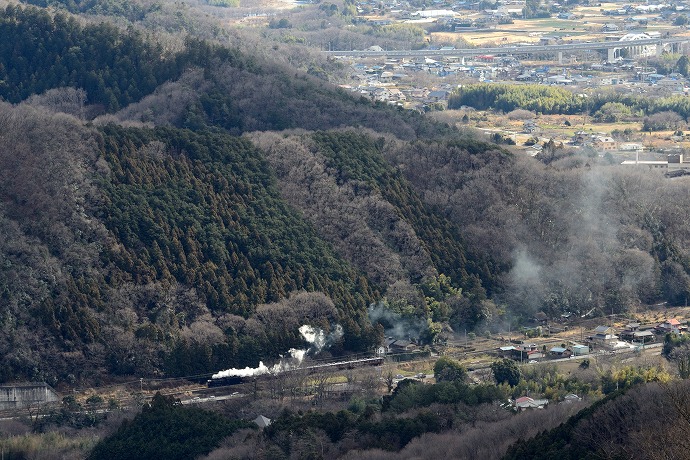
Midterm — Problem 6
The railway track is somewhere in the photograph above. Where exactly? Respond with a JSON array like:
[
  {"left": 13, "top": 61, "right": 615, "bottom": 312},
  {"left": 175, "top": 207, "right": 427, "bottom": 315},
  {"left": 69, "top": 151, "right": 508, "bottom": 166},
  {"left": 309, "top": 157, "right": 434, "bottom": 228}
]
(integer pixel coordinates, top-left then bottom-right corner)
[{"left": 2, "top": 316, "right": 675, "bottom": 420}]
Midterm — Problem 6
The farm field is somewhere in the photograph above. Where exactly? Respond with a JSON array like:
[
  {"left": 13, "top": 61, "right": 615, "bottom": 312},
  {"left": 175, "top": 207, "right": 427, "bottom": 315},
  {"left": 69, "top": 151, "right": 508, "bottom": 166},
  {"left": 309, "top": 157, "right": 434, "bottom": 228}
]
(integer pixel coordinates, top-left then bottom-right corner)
[{"left": 428, "top": 0, "right": 690, "bottom": 47}]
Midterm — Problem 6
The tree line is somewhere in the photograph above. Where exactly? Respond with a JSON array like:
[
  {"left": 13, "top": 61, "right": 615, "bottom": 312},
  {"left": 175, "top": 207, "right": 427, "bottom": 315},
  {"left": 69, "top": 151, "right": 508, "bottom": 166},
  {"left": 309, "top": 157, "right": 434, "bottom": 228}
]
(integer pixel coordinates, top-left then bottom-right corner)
[{"left": 449, "top": 82, "right": 690, "bottom": 122}]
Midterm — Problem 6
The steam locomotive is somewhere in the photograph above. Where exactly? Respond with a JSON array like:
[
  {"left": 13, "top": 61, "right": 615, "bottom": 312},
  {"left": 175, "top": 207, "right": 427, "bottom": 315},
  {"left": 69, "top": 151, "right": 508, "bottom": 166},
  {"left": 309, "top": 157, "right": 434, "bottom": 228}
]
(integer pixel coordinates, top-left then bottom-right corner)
[{"left": 208, "top": 356, "right": 384, "bottom": 388}]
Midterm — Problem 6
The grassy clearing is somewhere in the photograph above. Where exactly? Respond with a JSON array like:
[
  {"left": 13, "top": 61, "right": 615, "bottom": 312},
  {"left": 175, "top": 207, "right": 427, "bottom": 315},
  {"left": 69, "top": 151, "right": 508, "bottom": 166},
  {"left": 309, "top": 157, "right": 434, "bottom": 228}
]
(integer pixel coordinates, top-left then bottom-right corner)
[{"left": 519, "top": 18, "right": 581, "bottom": 29}]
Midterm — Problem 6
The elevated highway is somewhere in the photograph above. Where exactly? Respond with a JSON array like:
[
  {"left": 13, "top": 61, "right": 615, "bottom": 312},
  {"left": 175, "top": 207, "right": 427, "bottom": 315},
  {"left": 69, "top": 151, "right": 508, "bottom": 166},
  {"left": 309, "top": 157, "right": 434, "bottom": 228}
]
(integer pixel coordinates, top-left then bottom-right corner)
[{"left": 323, "top": 37, "right": 689, "bottom": 62}]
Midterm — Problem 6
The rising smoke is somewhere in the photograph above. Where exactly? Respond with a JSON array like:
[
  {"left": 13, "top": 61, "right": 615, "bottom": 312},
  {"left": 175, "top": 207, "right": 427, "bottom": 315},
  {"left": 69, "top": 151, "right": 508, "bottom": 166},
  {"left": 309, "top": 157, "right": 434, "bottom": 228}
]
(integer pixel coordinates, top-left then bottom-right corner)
[
  {"left": 504, "top": 248, "right": 547, "bottom": 316},
  {"left": 368, "top": 301, "right": 426, "bottom": 341},
  {"left": 211, "top": 324, "right": 343, "bottom": 379},
  {"left": 299, "top": 324, "right": 344, "bottom": 354},
  {"left": 498, "top": 168, "right": 660, "bottom": 319}
]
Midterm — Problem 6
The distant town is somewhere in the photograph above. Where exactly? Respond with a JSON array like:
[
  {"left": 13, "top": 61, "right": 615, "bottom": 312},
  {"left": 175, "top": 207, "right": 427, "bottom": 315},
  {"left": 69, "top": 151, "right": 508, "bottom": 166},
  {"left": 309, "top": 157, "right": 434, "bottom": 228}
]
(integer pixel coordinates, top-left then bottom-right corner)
[{"left": 316, "top": 0, "right": 690, "bottom": 171}]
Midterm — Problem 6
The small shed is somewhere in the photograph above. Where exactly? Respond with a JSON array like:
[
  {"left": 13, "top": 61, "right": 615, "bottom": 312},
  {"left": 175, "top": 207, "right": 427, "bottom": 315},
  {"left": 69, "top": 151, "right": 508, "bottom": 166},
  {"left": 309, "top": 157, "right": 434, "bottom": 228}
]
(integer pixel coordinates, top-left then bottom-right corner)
[
  {"left": 527, "top": 350, "right": 545, "bottom": 360},
  {"left": 572, "top": 344, "right": 590, "bottom": 356}
]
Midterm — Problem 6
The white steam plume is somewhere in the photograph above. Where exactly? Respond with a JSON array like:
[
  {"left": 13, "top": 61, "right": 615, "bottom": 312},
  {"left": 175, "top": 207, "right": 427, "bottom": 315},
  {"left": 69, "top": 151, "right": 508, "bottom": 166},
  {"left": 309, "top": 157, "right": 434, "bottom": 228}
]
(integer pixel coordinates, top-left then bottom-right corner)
[
  {"left": 212, "top": 348, "right": 306, "bottom": 379},
  {"left": 299, "top": 324, "right": 344, "bottom": 353},
  {"left": 211, "top": 324, "right": 341, "bottom": 379}
]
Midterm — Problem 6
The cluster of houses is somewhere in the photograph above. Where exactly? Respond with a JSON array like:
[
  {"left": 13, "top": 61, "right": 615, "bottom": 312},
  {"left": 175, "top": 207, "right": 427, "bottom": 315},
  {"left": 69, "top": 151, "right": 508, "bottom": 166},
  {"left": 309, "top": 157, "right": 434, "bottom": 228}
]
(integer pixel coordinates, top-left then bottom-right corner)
[
  {"left": 337, "top": 0, "right": 690, "bottom": 114},
  {"left": 354, "top": 0, "right": 528, "bottom": 20},
  {"left": 337, "top": 48, "right": 690, "bottom": 112},
  {"left": 519, "top": 129, "right": 690, "bottom": 172},
  {"left": 505, "top": 317, "right": 686, "bottom": 412},
  {"left": 378, "top": 337, "right": 419, "bottom": 355},
  {"left": 571, "top": 133, "right": 621, "bottom": 150},
  {"left": 354, "top": 0, "right": 688, "bottom": 26},
  {"left": 357, "top": 0, "right": 690, "bottom": 28},
  {"left": 589, "top": 318, "right": 686, "bottom": 348},
  {"left": 512, "top": 62, "right": 690, "bottom": 90},
  {"left": 498, "top": 341, "right": 590, "bottom": 362},
  {"left": 569, "top": 132, "right": 650, "bottom": 155},
  {"left": 340, "top": 56, "right": 487, "bottom": 109},
  {"left": 497, "top": 317, "right": 686, "bottom": 363}
]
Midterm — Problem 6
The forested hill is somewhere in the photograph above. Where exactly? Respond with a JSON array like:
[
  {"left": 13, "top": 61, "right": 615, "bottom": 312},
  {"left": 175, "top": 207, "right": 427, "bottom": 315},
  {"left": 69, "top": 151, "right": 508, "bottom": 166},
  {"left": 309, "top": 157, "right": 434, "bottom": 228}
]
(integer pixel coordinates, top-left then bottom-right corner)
[
  {"left": 251, "top": 130, "right": 499, "bottom": 294},
  {"left": 0, "top": 5, "right": 181, "bottom": 111},
  {"left": 0, "top": 98, "right": 505, "bottom": 382},
  {"left": 0, "top": 5, "right": 450, "bottom": 139},
  {"left": 1, "top": 2, "right": 690, "bottom": 387},
  {"left": 99, "top": 126, "right": 383, "bottom": 353},
  {"left": 0, "top": 101, "right": 505, "bottom": 382},
  {"left": 0, "top": 109, "right": 391, "bottom": 381},
  {"left": 503, "top": 380, "right": 690, "bottom": 460},
  {"left": 0, "top": 5, "right": 488, "bottom": 384}
]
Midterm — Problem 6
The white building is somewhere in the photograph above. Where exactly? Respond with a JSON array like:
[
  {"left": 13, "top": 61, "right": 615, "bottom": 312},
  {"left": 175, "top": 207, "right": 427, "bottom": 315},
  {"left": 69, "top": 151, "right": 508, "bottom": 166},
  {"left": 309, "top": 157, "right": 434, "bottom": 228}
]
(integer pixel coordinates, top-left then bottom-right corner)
[{"left": 619, "top": 143, "right": 644, "bottom": 151}]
